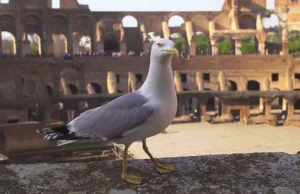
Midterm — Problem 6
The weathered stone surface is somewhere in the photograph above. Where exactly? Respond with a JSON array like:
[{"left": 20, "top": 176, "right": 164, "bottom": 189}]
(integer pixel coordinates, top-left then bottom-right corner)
[{"left": 1, "top": 153, "right": 300, "bottom": 194}]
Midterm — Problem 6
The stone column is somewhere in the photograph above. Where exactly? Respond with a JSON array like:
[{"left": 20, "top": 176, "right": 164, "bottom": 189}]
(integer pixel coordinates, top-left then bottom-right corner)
[
  {"left": 264, "top": 98, "right": 272, "bottom": 116},
  {"left": 174, "top": 71, "right": 185, "bottom": 116},
  {"left": 15, "top": 8, "right": 23, "bottom": 56},
  {"left": 185, "top": 21, "right": 195, "bottom": 56},
  {"left": 235, "top": 39, "right": 242, "bottom": 55},
  {"left": 256, "top": 14, "right": 264, "bottom": 32},
  {"left": 162, "top": 21, "right": 170, "bottom": 39},
  {"left": 143, "top": 40, "right": 150, "bottom": 55},
  {"left": 218, "top": 71, "right": 227, "bottom": 91},
  {"left": 120, "top": 24, "right": 127, "bottom": 54},
  {"left": 87, "top": 84, "right": 96, "bottom": 94},
  {"left": 210, "top": 37, "right": 219, "bottom": 55},
  {"left": 67, "top": 14, "right": 74, "bottom": 54},
  {"left": 279, "top": 6, "right": 289, "bottom": 55},
  {"left": 91, "top": 21, "right": 97, "bottom": 54},
  {"left": 0, "top": 27, "right": 2, "bottom": 55},
  {"left": 60, "top": 78, "right": 71, "bottom": 95},
  {"left": 200, "top": 102, "right": 206, "bottom": 122},
  {"left": 140, "top": 23, "right": 150, "bottom": 55},
  {"left": 128, "top": 72, "right": 137, "bottom": 92},
  {"left": 107, "top": 71, "right": 117, "bottom": 94},
  {"left": 196, "top": 72, "right": 204, "bottom": 91},
  {"left": 48, "top": 36, "right": 54, "bottom": 54},
  {"left": 287, "top": 99, "right": 295, "bottom": 119}
]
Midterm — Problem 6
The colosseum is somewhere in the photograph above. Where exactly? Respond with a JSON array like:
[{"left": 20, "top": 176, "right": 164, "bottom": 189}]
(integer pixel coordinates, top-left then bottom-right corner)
[{"left": 0, "top": 0, "right": 300, "bottom": 162}]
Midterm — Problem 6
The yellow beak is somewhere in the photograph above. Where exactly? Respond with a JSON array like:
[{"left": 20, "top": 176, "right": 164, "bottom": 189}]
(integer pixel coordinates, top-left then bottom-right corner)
[{"left": 166, "top": 48, "right": 179, "bottom": 57}]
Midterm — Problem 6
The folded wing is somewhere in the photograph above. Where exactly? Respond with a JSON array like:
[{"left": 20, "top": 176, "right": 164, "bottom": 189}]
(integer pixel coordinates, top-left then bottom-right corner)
[{"left": 67, "top": 92, "right": 154, "bottom": 141}]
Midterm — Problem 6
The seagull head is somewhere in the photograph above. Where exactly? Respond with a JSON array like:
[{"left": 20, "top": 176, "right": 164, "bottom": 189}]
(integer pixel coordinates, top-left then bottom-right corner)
[{"left": 150, "top": 39, "right": 178, "bottom": 61}]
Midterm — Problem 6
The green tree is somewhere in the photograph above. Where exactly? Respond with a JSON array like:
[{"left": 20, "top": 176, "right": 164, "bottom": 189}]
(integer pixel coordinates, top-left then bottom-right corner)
[
  {"left": 218, "top": 40, "right": 232, "bottom": 54},
  {"left": 288, "top": 30, "right": 300, "bottom": 53},
  {"left": 241, "top": 35, "right": 256, "bottom": 54}
]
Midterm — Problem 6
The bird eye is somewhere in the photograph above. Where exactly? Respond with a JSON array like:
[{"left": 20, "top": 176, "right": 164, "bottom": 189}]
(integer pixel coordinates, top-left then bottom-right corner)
[{"left": 157, "top": 43, "right": 163, "bottom": 48}]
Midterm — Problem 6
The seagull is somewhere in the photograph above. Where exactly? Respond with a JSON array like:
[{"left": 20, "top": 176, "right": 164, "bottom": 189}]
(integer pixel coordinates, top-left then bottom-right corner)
[{"left": 37, "top": 38, "right": 179, "bottom": 184}]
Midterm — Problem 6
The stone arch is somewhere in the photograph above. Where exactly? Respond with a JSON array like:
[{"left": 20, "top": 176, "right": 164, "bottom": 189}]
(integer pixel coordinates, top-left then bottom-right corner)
[
  {"left": 147, "top": 15, "right": 161, "bottom": 34},
  {"left": 122, "top": 15, "right": 138, "bottom": 27},
  {"left": 239, "top": 14, "right": 256, "bottom": 30},
  {"left": 49, "top": 15, "right": 68, "bottom": 36},
  {"left": 168, "top": 15, "right": 185, "bottom": 28},
  {"left": 204, "top": 88, "right": 216, "bottom": 112},
  {"left": 228, "top": 80, "right": 238, "bottom": 91},
  {"left": 1, "top": 31, "right": 16, "bottom": 54},
  {"left": 89, "top": 83, "right": 102, "bottom": 93},
  {"left": 191, "top": 15, "right": 209, "bottom": 34},
  {"left": 52, "top": 33, "right": 67, "bottom": 57},
  {"left": 0, "top": 14, "right": 16, "bottom": 36},
  {"left": 68, "top": 84, "right": 79, "bottom": 95},
  {"left": 74, "top": 15, "right": 93, "bottom": 36},
  {"left": 59, "top": 68, "right": 80, "bottom": 81},
  {"left": 24, "top": 15, "right": 42, "bottom": 36},
  {"left": 73, "top": 32, "right": 91, "bottom": 55}
]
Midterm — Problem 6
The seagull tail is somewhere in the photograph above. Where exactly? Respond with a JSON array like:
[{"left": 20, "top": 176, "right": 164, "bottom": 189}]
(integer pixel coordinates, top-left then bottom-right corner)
[{"left": 36, "top": 125, "right": 69, "bottom": 141}]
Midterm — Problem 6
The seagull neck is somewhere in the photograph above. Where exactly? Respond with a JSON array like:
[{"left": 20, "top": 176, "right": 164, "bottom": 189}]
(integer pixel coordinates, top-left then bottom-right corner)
[{"left": 139, "top": 56, "right": 175, "bottom": 96}]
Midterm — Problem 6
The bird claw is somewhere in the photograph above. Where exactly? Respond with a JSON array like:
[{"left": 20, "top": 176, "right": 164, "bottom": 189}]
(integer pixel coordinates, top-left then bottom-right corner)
[
  {"left": 122, "top": 174, "right": 143, "bottom": 184},
  {"left": 155, "top": 164, "right": 176, "bottom": 174}
]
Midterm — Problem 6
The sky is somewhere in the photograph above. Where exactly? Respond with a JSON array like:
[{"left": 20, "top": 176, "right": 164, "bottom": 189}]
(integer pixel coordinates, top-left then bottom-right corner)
[{"left": 52, "top": 0, "right": 278, "bottom": 28}]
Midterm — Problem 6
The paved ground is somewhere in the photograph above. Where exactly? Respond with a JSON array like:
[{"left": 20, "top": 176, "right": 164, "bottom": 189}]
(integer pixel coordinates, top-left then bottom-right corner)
[{"left": 129, "top": 123, "right": 300, "bottom": 159}]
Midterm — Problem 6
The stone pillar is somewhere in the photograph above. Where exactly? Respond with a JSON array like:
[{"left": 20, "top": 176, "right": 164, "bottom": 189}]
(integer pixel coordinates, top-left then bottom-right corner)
[
  {"left": 120, "top": 23, "right": 127, "bottom": 54},
  {"left": 264, "top": 98, "right": 272, "bottom": 116},
  {"left": 235, "top": 39, "right": 242, "bottom": 55},
  {"left": 286, "top": 67, "right": 294, "bottom": 91},
  {"left": 218, "top": 71, "right": 227, "bottom": 91},
  {"left": 91, "top": 21, "right": 97, "bottom": 54},
  {"left": 162, "top": 21, "right": 170, "bottom": 39},
  {"left": 196, "top": 72, "right": 204, "bottom": 91},
  {"left": 128, "top": 72, "right": 137, "bottom": 92},
  {"left": 48, "top": 36, "right": 54, "bottom": 54},
  {"left": 107, "top": 71, "right": 117, "bottom": 94},
  {"left": 174, "top": 71, "right": 185, "bottom": 116},
  {"left": 16, "top": 10, "right": 23, "bottom": 56},
  {"left": 143, "top": 41, "right": 150, "bottom": 55},
  {"left": 256, "top": 14, "right": 264, "bottom": 32},
  {"left": 200, "top": 103, "right": 206, "bottom": 123},
  {"left": 67, "top": 14, "right": 74, "bottom": 54},
  {"left": 0, "top": 27, "right": 2, "bottom": 55},
  {"left": 279, "top": 6, "right": 289, "bottom": 55},
  {"left": 258, "top": 42, "right": 265, "bottom": 55},
  {"left": 239, "top": 76, "right": 248, "bottom": 91},
  {"left": 60, "top": 78, "right": 71, "bottom": 95},
  {"left": 87, "top": 84, "right": 96, "bottom": 94},
  {"left": 287, "top": 99, "right": 295, "bottom": 119},
  {"left": 185, "top": 21, "right": 195, "bottom": 56},
  {"left": 174, "top": 71, "right": 183, "bottom": 92},
  {"left": 22, "top": 36, "right": 31, "bottom": 56},
  {"left": 210, "top": 37, "right": 219, "bottom": 55}
]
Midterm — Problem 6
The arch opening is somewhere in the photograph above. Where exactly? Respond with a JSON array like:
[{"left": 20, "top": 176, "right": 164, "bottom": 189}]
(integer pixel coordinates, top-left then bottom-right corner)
[
  {"left": 170, "top": 33, "right": 186, "bottom": 58},
  {"left": 168, "top": 15, "right": 185, "bottom": 27},
  {"left": 228, "top": 80, "right": 238, "bottom": 91},
  {"left": 27, "top": 33, "right": 41, "bottom": 56},
  {"left": 122, "top": 15, "right": 138, "bottom": 28},
  {"left": 265, "top": 34, "right": 281, "bottom": 55},
  {"left": 1, "top": 31, "right": 16, "bottom": 55},
  {"left": 68, "top": 84, "right": 79, "bottom": 95},
  {"left": 73, "top": 32, "right": 91, "bottom": 55},
  {"left": 104, "top": 33, "right": 120, "bottom": 56},
  {"left": 218, "top": 35, "right": 234, "bottom": 55},
  {"left": 289, "top": 30, "right": 300, "bottom": 53},
  {"left": 195, "top": 32, "right": 209, "bottom": 55},
  {"left": 90, "top": 83, "right": 102, "bottom": 94},
  {"left": 241, "top": 35, "right": 258, "bottom": 55},
  {"left": 52, "top": 34, "right": 67, "bottom": 57},
  {"left": 247, "top": 80, "right": 260, "bottom": 111}
]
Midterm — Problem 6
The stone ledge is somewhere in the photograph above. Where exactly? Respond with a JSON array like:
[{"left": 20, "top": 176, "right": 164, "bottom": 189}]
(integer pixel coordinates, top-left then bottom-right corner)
[{"left": 0, "top": 153, "right": 300, "bottom": 194}]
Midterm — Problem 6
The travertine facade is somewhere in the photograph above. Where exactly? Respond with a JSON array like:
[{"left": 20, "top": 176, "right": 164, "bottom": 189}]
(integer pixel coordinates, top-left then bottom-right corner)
[{"left": 0, "top": 0, "right": 299, "bottom": 128}]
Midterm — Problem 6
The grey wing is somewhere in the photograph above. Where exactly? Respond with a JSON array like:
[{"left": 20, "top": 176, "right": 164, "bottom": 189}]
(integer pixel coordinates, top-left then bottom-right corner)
[{"left": 67, "top": 92, "right": 154, "bottom": 140}]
